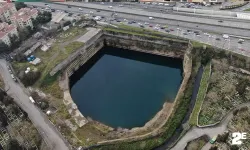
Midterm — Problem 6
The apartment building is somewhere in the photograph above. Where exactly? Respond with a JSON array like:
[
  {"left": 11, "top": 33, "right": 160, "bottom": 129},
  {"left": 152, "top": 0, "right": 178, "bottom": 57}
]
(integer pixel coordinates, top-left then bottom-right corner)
[
  {"left": 10, "top": 8, "right": 38, "bottom": 29},
  {"left": 0, "top": 2, "right": 17, "bottom": 22},
  {"left": 0, "top": 22, "right": 18, "bottom": 46}
]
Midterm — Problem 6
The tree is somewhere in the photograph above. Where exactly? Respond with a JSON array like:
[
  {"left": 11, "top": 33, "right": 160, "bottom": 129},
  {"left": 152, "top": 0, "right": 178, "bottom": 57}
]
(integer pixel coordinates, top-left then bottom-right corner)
[
  {"left": 209, "top": 146, "right": 218, "bottom": 150},
  {"left": 236, "top": 78, "right": 249, "bottom": 96},
  {"left": 10, "top": 34, "right": 21, "bottom": 50},
  {"left": 230, "top": 145, "right": 239, "bottom": 150},
  {"left": 0, "top": 42, "right": 10, "bottom": 53},
  {"left": 6, "top": 139, "right": 23, "bottom": 150},
  {"left": 14, "top": 2, "right": 27, "bottom": 10},
  {"left": 217, "top": 132, "right": 229, "bottom": 143},
  {"left": 63, "top": 21, "right": 71, "bottom": 27}
]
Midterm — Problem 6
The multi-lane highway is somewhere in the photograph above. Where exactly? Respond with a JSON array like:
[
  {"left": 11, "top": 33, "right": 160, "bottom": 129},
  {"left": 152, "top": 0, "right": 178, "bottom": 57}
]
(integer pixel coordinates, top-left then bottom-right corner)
[{"left": 26, "top": 2, "right": 250, "bottom": 37}]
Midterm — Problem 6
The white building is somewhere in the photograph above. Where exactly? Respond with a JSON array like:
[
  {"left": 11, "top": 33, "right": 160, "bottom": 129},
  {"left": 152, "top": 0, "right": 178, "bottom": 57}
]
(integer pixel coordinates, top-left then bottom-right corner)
[
  {"left": 0, "top": 2, "right": 17, "bottom": 22},
  {"left": 10, "top": 8, "right": 38, "bottom": 29},
  {"left": 0, "top": 22, "right": 18, "bottom": 46}
]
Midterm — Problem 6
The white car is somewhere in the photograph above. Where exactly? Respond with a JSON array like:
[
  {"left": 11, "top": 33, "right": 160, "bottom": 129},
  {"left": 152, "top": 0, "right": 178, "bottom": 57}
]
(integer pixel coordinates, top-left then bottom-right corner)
[
  {"left": 144, "top": 22, "right": 149, "bottom": 25},
  {"left": 149, "top": 17, "right": 154, "bottom": 20},
  {"left": 119, "top": 5, "right": 124, "bottom": 7},
  {"left": 158, "top": 3, "right": 164, "bottom": 5},
  {"left": 223, "top": 34, "right": 229, "bottom": 39},
  {"left": 100, "top": 2, "right": 104, "bottom": 4},
  {"left": 108, "top": 6, "right": 113, "bottom": 9},
  {"left": 89, "top": 11, "right": 93, "bottom": 14},
  {"left": 238, "top": 39, "right": 244, "bottom": 42},
  {"left": 79, "top": 8, "right": 83, "bottom": 11},
  {"left": 164, "top": 4, "right": 169, "bottom": 6}
]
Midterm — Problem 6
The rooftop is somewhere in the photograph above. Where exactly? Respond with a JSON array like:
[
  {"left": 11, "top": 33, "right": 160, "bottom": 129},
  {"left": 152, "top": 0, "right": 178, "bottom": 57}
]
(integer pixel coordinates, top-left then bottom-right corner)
[
  {"left": 11, "top": 8, "right": 38, "bottom": 22},
  {"left": 0, "top": 22, "right": 15, "bottom": 39},
  {"left": 0, "top": 2, "right": 15, "bottom": 15}
]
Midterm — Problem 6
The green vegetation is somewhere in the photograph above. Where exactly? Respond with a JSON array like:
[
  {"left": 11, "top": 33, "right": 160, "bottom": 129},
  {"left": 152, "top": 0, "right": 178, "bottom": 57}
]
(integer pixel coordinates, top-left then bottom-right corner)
[
  {"left": 189, "top": 62, "right": 211, "bottom": 126},
  {"left": 0, "top": 74, "right": 4, "bottom": 89},
  {"left": 185, "top": 135, "right": 209, "bottom": 150},
  {"left": 104, "top": 26, "right": 187, "bottom": 43},
  {"left": 244, "top": 8, "right": 250, "bottom": 11},
  {"left": 56, "top": 27, "right": 87, "bottom": 43},
  {"left": 64, "top": 41, "right": 84, "bottom": 54}
]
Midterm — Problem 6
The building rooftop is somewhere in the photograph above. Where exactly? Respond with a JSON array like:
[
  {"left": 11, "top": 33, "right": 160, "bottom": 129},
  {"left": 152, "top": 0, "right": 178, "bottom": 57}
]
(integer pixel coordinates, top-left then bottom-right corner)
[
  {"left": 0, "top": 2, "right": 14, "bottom": 15},
  {"left": 0, "top": 22, "right": 15, "bottom": 39},
  {"left": 11, "top": 8, "right": 38, "bottom": 22}
]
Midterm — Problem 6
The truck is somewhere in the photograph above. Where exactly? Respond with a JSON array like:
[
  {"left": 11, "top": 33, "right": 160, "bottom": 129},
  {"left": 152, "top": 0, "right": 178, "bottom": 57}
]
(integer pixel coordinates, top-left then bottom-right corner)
[{"left": 29, "top": 96, "right": 35, "bottom": 103}]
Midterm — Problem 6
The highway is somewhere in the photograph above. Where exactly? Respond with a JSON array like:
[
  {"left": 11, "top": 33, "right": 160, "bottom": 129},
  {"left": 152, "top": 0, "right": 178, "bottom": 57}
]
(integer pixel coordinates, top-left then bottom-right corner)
[
  {"left": 0, "top": 60, "right": 69, "bottom": 150},
  {"left": 26, "top": 2, "right": 250, "bottom": 37}
]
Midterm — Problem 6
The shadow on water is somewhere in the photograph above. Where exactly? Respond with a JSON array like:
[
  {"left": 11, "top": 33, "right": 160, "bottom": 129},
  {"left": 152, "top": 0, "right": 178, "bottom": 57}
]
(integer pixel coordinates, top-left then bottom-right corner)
[
  {"left": 70, "top": 46, "right": 183, "bottom": 87},
  {"left": 154, "top": 66, "right": 204, "bottom": 150}
]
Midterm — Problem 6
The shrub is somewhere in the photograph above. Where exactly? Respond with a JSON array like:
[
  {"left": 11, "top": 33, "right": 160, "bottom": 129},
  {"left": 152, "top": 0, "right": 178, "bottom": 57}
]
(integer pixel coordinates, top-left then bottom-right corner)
[{"left": 21, "top": 71, "right": 41, "bottom": 87}]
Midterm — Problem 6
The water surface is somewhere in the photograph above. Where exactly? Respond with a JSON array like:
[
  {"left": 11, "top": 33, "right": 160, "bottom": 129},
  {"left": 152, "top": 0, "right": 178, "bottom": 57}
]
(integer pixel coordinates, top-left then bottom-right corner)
[{"left": 70, "top": 47, "right": 182, "bottom": 128}]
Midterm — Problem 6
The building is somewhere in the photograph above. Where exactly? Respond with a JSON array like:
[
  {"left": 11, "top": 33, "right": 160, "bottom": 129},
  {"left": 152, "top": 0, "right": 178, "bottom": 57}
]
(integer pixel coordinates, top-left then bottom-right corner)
[
  {"left": 10, "top": 8, "right": 38, "bottom": 29},
  {"left": 0, "top": 2, "right": 17, "bottom": 22},
  {"left": 0, "top": 22, "right": 18, "bottom": 46}
]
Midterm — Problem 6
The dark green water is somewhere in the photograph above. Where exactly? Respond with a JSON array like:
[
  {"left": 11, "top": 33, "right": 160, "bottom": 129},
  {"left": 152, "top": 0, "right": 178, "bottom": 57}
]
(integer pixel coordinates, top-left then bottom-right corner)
[{"left": 70, "top": 47, "right": 183, "bottom": 129}]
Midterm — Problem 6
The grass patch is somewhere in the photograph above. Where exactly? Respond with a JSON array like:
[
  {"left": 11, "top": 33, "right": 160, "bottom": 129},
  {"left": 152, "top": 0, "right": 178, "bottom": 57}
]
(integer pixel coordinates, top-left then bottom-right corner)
[
  {"left": 56, "top": 27, "right": 87, "bottom": 43},
  {"left": 104, "top": 27, "right": 187, "bottom": 43},
  {"left": 189, "top": 62, "right": 211, "bottom": 126},
  {"left": 244, "top": 8, "right": 250, "bottom": 11},
  {"left": 64, "top": 41, "right": 84, "bottom": 54},
  {"left": 0, "top": 74, "right": 4, "bottom": 88}
]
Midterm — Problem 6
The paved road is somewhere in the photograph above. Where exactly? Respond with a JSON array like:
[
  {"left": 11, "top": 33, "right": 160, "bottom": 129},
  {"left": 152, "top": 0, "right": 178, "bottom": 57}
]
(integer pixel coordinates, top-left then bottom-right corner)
[
  {"left": 172, "top": 102, "right": 250, "bottom": 150},
  {"left": 107, "top": 21, "right": 250, "bottom": 56},
  {"left": 0, "top": 60, "right": 69, "bottom": 150},
  {"left": 26, "top": 2, "right": 250, "bottom": 37}
]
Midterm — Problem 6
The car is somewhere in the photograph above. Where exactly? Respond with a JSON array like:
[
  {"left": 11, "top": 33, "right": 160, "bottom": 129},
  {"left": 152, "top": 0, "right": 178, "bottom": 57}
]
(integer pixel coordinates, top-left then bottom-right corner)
[
  {"left": 101, "top": 16, "right": 105, "bottom": 18},
  {"left": 51, "top": 9, "right": 55, "bottom": 12},
  {"left": 119, "top": 5, "right": 124, "bottom": 7},
  {"left": 68, "top": 5, "right": 71, "bottom": 8},
  {"left": 149, "top": 17, "right": 154, "bottom": 20},
  {"left": 64, "top": 10, "right": 68, "bottom": 13},
  {"left": 92, "top": 15, "right": 96, "bottom": 17},
  {"left": 79, "top": 8, "right": 83, "bottom": 11},
  {"left": 140, "top": 25, "right": 145, "bottom": 28},
  {"left": 132, "top": 20, "right": 136, "bottom": 23},
  {"left": 144, "top": 22, "right": 149, "bottom": 25},
  {"left": 165, "top": 30, "right": 170, "bottom": 33},
  {"left": 238, "top": 39, "right": 244, "bottom": 42},
  {"left": 187, "top": 29, "right": 192, "bottom": 32},
  {"left": 154, "top": 27, "right": 159, "bottom": 30},
  {"left": 164, "top": 4, "right": 169, "bottom": 6},
  {"left": 218, "top": 20, "right": 223, "bottom": 23},
  {"left": 223, "top": 34, "right": 229, "bottom": 39},
  {"left": 116, "top": 20, "right": 121, "bottom": 22},
  {"left": 96, "top": 10, "right": 100, "bottom": 12},
  {"left": 127, "top": 21, "right": 132, "bottom": 24},
  {"left": 183, "top": 32, "right": 188, "bottom": 35},
  {"left": 68, "top": 13, "right": 73, "bottom": 16},
  {"left": 101, "top": 2, "right": 104, "bottom": 4},
  {"left": 160, "top": 27, "right": 165, "bottom": 29},
  {"left": 33, "top": 6, "right": 37, "bottom": 8},
  {"left": 216, "top": 38, "right": 221, "bottom": 41},
  {"left": 89, "top": 11, "right": 93, "bottom": 14},
  {"left": 108, "top": 6, "right": 113, "bottom": 9},
  {"left": 123, "top": 19, "right": 127, "bottom": 21},
  {"left": 149, "top": 24, "right": 153, "bottom": 27},
  {"left": 170, "top": 29, "right": 174, "bottom": 31},
  {"left": 7, "top": 65, "right": 10, "bottom": 69},
  {"left": 239, "top": 48, "right": 245, "bottom": 51},
  {"left": 194, "top": 31, "right": 199, "bottom": 34},
  {"left": 45, "top": 4, "right": 48, "bottom": 6}
]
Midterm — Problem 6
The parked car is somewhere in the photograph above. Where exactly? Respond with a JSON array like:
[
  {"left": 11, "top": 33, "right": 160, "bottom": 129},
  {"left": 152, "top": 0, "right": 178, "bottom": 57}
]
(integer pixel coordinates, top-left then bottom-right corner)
[
  {"left": 108, "top": 6, "right": 113, "bottom": 9},
  {"left": 216, "top": 38, "right": 221, "bottom": 41},
  {"left": 223, "top": 34, "right": 229, "bottom": 39},
  {"left": 165, "top": 30, "right": 170, "bottom": 33},
  {"left": 218, "top": 20, "right": 223, "bottom": 23},
  {"left": 68, "top": 5, "right": 71, "bottom": 8},
  {"left": 149, "top": 17, "right": 154, "bottom": 20},
  {"left": 79, "top": 8, "right": 83, "bottom": 11},
  {"left": 149, "top": 24, "right": 153, "bottom": 27}
]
